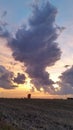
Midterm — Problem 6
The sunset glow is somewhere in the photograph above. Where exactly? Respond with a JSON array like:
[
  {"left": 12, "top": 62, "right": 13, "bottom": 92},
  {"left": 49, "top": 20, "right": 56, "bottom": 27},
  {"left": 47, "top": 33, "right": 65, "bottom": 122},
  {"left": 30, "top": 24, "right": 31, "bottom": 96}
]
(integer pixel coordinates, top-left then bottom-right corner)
[{"left": 0, "top": 0, "right": 73, "bottom": 98}]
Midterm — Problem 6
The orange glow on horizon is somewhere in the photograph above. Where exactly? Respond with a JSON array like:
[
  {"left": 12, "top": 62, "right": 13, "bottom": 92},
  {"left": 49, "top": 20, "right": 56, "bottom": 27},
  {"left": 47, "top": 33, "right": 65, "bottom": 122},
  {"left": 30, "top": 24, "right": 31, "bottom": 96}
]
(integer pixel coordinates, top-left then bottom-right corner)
[{"left": 0, "top": 37, "right": 73, "bottom": 99}]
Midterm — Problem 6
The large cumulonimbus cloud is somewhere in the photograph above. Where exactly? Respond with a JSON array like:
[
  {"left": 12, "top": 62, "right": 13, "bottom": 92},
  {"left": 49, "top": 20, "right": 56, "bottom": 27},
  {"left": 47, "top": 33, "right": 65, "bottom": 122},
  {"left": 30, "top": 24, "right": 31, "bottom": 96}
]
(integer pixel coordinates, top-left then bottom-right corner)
[
  {"left": 56, "top": 66, "right": 73, "bottom": 95},
  {"left": 7, "top": 1, "right": 61, "bottom": 92}
]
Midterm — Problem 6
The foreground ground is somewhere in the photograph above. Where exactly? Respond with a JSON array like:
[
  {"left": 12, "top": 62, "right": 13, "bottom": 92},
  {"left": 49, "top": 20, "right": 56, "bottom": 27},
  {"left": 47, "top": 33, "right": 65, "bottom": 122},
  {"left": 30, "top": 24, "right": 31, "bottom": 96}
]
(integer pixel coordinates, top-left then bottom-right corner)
[
  {"left": 0, "top": 98, "right": 73, "bottom": 130},
  {"left": 0, "top": 120, "right": 19, "bottom": 130}
]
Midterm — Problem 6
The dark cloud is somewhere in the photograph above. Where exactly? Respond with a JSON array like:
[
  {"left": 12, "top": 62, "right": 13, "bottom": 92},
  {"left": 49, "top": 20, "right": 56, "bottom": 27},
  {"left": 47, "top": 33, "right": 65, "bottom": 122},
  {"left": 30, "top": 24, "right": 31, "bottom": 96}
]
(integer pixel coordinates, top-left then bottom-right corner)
[
  {"left": 14, "top": 73, "right": 26, "bottom": 84},
  {"left": 56, "top": 66, "right": 73, "bottom": 95},
  {"left": 7, "top": 1, "right": 61, "bottom": 92},
  {"left": 64, "top": 65, "right": 70, "bottom": 68},
  {"left": 0, "top": 65, "right": 17, "bottom": 89}
]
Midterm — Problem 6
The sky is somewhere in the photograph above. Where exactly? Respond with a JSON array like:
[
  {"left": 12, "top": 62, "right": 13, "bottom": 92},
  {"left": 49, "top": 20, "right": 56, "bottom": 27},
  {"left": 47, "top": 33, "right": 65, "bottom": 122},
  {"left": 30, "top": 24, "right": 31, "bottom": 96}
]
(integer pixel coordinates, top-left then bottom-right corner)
[{"left": 0, "top": 0, "right": 73, "bottom": 98}]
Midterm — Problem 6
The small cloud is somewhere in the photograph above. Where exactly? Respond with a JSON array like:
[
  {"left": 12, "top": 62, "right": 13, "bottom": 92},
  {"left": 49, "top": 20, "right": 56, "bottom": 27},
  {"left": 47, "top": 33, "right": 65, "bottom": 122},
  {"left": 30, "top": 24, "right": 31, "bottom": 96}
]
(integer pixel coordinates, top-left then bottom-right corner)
[
  {"left": 13, "top": 73, "right": 26, "bottom": 84},
  {"left": 64, "top": 65, "right": 70, "bottom": 68},
  {"left": 0, "top": 65, "right": 17, "bottom": 89},
  {"left": 0, "top": 10, "right": 9, "bottom": 38},
  {"left": 1, "top": 11, "right": 7, "bottom": 18}
]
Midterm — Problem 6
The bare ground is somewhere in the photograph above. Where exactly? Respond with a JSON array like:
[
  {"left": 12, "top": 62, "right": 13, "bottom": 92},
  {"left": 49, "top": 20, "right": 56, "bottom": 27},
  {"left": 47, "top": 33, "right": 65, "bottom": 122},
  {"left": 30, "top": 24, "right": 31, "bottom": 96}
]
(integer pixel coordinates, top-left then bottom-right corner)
[{"left": 0, "top": 98, "right": 73, "bottom": 130}]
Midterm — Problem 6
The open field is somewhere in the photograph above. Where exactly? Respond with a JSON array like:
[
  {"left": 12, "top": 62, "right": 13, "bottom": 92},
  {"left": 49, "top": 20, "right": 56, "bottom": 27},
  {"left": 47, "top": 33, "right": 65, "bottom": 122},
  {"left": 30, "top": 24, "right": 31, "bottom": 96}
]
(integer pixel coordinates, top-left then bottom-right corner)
[
  {"left": 0, "top": 120, "right": 19, "bottom": 130},
  {"left": 0, "top": 98, "right": 73, "bottom": 130}
]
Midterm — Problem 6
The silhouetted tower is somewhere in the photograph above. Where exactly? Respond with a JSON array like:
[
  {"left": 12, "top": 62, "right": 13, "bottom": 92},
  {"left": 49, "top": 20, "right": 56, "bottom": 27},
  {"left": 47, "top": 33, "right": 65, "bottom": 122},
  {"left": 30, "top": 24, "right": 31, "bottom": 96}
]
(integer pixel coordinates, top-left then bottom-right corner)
[{"left": 27, "top": 94, "right": 31, "bottom": 99}]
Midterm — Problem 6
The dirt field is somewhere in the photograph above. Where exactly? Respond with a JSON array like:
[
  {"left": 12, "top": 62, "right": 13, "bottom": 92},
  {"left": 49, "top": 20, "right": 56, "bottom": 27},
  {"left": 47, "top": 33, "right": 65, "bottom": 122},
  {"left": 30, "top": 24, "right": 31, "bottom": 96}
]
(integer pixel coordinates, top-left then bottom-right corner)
[{"left": 0, "top": 98, "right": 73, "bottom": 130}]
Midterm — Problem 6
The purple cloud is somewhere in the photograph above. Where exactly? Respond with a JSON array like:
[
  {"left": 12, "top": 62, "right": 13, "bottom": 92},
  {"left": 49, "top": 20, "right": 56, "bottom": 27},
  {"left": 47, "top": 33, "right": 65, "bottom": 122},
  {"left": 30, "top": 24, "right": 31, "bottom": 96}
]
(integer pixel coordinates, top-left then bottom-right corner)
[{"left": 7, "top": 1, "right": 61, "bottom": 92}]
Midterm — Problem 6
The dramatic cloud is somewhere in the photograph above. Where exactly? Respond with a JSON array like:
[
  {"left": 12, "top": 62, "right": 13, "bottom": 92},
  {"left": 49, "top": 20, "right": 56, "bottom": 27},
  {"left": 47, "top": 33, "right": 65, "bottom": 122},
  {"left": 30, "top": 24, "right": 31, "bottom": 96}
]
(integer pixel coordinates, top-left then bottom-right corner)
[
  {"left": 0, "top": 65, "right": 17, "bottom": 89},
  {"left": 7, "top": 1, "right": 61, "bottom": 92},
  {"left": 14, "top": 73, "right": 26, "bottom": 84},
  {"left": 57, "top": 66, "right": 73, "bottom": 95}
]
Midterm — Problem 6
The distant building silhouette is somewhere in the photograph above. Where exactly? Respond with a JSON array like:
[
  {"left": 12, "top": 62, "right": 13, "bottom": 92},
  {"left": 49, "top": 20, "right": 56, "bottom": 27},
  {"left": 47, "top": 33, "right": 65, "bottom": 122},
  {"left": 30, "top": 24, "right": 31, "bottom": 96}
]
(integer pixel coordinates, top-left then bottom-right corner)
[{"left": 27, "top": 94, "right": 31, "bottom": 99}]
